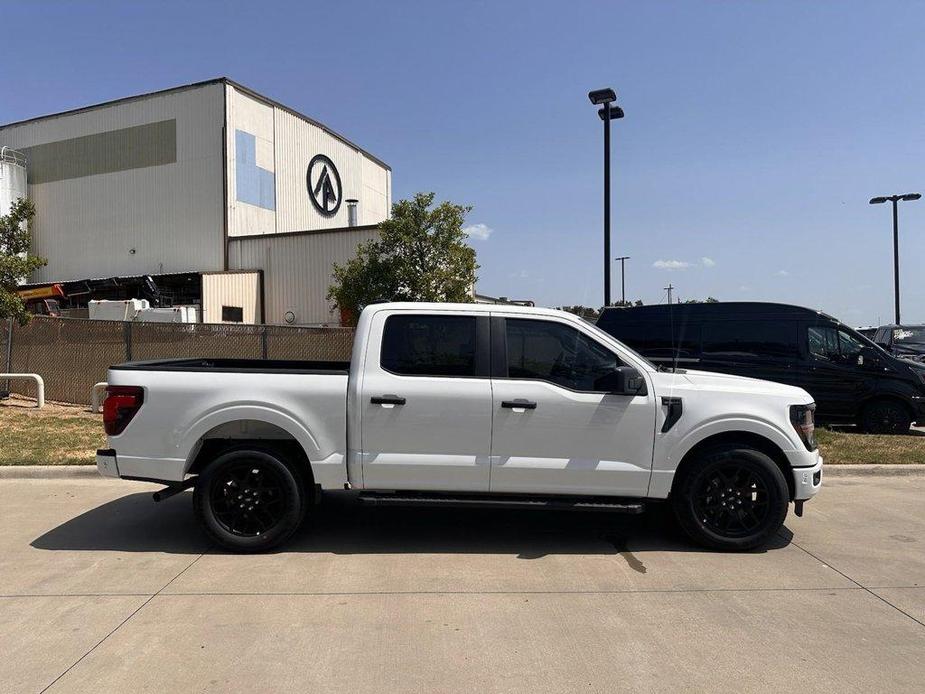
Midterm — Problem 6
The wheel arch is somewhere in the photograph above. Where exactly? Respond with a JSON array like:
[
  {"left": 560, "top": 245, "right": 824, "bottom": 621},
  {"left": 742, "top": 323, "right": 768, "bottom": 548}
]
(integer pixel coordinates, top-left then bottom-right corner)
[
  {"left": 670, "top": 431, "right": 795, "bottom": 501},
  {"left": 180, "top": 406, "right": 321, "bottom": 483}
]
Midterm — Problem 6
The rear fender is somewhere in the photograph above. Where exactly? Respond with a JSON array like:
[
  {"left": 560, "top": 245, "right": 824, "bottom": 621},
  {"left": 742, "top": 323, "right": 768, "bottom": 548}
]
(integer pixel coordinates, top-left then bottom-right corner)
[{"left": 179, "top": 405, "right": 322, "bottom": 475}]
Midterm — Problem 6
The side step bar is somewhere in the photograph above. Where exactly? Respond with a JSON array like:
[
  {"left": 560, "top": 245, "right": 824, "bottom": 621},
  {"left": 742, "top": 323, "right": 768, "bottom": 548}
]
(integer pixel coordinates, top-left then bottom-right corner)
[{"left": 357, "top": 493, "right": 645, "bottom": 514}]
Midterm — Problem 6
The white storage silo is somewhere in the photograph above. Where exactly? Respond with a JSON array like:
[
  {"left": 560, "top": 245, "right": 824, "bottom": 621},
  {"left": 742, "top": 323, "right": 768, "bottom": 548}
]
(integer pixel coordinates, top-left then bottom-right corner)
[{"left": 0, "top": 146, "right": 28, "bottom": 217}]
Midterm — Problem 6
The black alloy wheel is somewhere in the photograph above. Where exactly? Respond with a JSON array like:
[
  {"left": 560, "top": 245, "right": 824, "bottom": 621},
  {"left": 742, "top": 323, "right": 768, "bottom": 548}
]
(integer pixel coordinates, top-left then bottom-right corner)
[
  {"left": 861, "top": 400, "right": 911, "bottom": 435},
  {"left": 210, "top": 460, "right": 288, "bottom": 537},
  {"left": 672, "top": 445, "right": 789, "bottom": 551},
  {"left": 194, "top": 448, "right": 306, "bottom": 552},
  {"left": 693, "top": 464, "right": 771, "bottom": 538}
]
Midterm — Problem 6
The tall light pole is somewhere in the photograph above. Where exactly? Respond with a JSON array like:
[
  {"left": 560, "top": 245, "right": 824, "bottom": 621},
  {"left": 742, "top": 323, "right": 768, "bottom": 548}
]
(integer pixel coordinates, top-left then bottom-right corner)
[
  {"left": 615, "top": 255, "right": 630, "bottom": 304},
  {"left": 588, "top": 88, "right": 624, "bottom": 307},
  {"left": 869, "top": 193, "right": 921, "bottom": 324}
]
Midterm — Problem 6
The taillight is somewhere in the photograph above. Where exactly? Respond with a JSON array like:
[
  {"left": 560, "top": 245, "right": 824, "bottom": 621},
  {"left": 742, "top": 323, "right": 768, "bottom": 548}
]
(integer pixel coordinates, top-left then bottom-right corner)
[
  {"left": 789, "top": 403, "right": 817, "bottom": 452},
  {"left": 103, "top": 386, "right": 144, "bottom": 435}
]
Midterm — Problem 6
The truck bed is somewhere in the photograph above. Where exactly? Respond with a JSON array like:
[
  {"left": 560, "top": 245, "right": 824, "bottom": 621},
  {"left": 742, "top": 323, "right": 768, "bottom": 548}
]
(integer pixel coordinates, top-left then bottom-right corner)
[{"left": 110, "top": 358, "right": 350, "bottom": 374}]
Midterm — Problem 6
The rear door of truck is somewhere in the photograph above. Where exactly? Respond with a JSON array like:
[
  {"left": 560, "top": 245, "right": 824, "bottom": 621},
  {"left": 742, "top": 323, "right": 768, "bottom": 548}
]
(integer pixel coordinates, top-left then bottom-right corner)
[{"left": 358, "top": 309, "right": 493, "bottom": 491}]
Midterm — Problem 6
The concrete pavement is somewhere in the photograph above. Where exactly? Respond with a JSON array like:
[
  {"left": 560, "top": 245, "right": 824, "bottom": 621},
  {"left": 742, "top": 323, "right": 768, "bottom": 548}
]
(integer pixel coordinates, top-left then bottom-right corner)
[{"left": 0, "top": 476, "right": 923, "bottom": 693}]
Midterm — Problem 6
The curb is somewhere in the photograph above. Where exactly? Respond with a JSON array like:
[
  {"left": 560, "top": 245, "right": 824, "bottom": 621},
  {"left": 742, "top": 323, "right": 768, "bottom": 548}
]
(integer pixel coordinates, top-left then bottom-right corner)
[
  {"left": 2, "top": 464, "right": 924, "bottom": 480},
  {"left": 0, "top": 465, "right": 99, "bottom": 479},
  {"left": 823, "top": 464, "right": 925, "bottom": 477}
]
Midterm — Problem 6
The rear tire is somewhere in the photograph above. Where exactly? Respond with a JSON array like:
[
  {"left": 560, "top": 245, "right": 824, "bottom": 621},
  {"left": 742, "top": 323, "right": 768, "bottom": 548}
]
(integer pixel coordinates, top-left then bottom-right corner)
[
  {"left": 860, "top": 399, "right": 911, "bottom": 435},
  {"left": 672, "top": 445, "right": 789, "bottom": 551},
  {"left": 193, "top": 448, "right": 305, "bottom": 552}
]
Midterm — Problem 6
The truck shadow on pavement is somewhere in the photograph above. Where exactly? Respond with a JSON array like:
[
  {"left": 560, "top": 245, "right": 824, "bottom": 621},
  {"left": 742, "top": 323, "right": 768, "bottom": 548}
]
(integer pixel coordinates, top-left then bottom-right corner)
[{"left": 31, "top": 490, "right": 794, "bottom": 561}]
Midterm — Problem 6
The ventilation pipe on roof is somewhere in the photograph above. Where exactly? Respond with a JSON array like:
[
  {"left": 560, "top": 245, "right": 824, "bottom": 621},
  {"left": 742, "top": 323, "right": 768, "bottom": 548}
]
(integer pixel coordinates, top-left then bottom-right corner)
[{"left": 346, "top": 199, "right": 358, "bottom": 227}]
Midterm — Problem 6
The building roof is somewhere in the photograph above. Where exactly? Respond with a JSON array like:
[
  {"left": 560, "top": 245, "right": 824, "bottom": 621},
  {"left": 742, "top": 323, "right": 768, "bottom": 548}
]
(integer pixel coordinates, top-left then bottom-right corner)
[{"left": 0, "top": 77, "right": 390, "bottom": 170}]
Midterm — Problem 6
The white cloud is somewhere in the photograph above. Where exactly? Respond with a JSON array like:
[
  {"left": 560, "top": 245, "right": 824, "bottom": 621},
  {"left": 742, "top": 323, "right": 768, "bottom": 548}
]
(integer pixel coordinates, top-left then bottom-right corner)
[
  {"left": 653, "top": 259, "right": 691, "bottom": 271},
  {"left": 463, "top": 223, "right": 493, "bottom": 240},
  {"left": 776, "top": 269, "right": 789, "bottom": 277},
  {"left": 701, "top": 257, "right": 716, "bottom": 267}
]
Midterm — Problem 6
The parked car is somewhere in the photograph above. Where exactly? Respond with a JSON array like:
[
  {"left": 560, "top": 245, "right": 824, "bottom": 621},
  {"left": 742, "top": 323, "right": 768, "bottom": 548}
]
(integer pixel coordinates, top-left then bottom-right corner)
[
  {"left": 597, "top": 302, "right": 925, "bottom": 434},
  {"left": 856, "top": 326, "right": 878, "bottom": 340},
  {"left": 871, "top": 324, "right": 925, "bottom": 365},
  {"left": 96, "top": 302, "right": 823, "bottom": 553}
]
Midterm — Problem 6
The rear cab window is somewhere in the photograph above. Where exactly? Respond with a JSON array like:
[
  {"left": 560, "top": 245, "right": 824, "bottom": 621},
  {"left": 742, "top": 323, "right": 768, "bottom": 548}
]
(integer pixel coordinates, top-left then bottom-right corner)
[{"left": 380, "top": 314, "right": 478, "bottom": 377}]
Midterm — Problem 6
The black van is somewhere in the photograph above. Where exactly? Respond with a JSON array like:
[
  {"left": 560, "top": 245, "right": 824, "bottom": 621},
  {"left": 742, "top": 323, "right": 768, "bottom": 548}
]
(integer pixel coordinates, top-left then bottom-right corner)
[{"left": 597, "top": 302, "right": 925, "bottom": 434}]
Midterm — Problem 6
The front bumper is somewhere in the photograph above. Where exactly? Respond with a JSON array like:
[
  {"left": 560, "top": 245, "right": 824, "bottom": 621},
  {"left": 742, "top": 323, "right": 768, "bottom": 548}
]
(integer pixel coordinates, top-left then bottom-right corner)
[
  {"left": 96, "top": 448, "right": 120, "bottom": 478},
  {"left": 792, "top": 455, "right": 823, "bottom": 501},
  {"left": 912, "top": 395, "right": 925, "bottom": 424}
]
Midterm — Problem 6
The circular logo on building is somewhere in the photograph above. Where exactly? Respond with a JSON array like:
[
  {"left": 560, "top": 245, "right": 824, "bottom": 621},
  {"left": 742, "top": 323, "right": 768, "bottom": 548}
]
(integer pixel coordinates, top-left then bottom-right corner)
[{"left": 307, "top": 155, "right": 342, "bottom": 217}]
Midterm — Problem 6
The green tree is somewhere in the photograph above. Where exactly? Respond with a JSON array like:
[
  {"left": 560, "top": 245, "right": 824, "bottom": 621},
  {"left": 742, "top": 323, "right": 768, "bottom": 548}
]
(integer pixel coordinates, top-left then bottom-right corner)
[
  {"left": 682, "top": 296, "right": 719, "bottom": 304},
  {"left": 0, "top": 198, "right": 46, "bottom": 325},
  {"left": 558, "top": 305, "right": 601, "bottom": 321},
  {"left": 327, "top": 193, "right": 478, "bottom": 324}
]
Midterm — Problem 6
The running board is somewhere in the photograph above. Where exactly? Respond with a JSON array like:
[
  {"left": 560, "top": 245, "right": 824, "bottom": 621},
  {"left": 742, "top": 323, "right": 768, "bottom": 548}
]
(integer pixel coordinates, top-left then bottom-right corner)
[{"left": 357, "top": 493, "right": 645, "bottom": 514}]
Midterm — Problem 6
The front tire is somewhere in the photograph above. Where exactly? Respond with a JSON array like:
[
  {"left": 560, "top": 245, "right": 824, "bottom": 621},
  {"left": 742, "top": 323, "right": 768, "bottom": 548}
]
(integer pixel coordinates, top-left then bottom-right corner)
[
  {"left": 193, "top": 448, "right": 306, "bottom": 552},
  {"left": 672, "top": 445, "right": 789, "bottom": 551},
  {"left": 860, "top": 399, "right": 911, "bottom": 435}
]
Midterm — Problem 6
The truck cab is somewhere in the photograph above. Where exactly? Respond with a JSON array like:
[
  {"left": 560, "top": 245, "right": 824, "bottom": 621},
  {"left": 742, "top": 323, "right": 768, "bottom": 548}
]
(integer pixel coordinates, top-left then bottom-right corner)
[{"left": 97, "top": 302, "right": 823, "bottom": 553}]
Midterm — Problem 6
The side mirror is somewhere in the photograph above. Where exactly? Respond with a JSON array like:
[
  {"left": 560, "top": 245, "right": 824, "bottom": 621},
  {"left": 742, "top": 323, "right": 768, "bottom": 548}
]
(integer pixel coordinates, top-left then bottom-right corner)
[{"left": 596, "top": 366, "right": 647, "bottom": 395}]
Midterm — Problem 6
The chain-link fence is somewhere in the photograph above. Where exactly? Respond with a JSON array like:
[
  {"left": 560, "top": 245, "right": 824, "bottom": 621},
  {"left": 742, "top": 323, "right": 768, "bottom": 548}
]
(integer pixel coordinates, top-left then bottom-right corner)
[
  {"left": 4, "top": 317, "right": 355, "bottom": 405},
  {"left": 1, "top": 319, "right": 13, "bottom": 397}
]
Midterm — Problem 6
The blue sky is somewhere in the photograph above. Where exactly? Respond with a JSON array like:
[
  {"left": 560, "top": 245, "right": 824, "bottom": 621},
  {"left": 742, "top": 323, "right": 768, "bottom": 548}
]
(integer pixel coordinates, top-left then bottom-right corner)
[{"left": 3, "top": 1, "right": 924, "bottom": 326}]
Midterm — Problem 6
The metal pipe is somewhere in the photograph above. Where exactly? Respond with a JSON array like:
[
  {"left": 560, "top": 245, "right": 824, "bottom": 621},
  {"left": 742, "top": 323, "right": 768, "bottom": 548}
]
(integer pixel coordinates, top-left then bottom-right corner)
[
  {"left": 892, "top": 198, "right": 901, "bottom": 325},
  {"left": 603, "top": 102, "right": 611, "bottom": 308},
  {"left": 0, "top": 373, "right": 44, "bottom": 408}
]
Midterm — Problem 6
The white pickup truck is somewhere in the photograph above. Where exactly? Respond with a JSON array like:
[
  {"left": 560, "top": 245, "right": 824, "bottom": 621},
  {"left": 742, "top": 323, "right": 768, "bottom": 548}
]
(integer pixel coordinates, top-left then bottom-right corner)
[{"left": 97, "top": 302, "right": 822, "bottom": 552}]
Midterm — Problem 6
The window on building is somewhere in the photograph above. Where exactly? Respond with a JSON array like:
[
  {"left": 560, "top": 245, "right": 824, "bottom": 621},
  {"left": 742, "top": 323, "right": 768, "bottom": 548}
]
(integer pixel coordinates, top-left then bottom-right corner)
[
  {"left": 381, "top": 315, "right": 477, "bottom": 377},
  {"left": 222, "top": 306, "right": 244, "bottom": 323},
  {"left": 505, "top": 319, "right": 622, "bottom": 391}
]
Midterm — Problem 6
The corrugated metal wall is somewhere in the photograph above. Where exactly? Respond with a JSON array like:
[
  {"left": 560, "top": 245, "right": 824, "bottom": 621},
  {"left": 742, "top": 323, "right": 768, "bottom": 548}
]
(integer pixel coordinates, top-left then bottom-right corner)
[
  {"left": 228, "top": 227, "right": 379, "bottom": 326},
  {"left": 0, "top": 83, "right": 226, "bottom": 283},
  {"left": 201, "top": 271, "right": 263, "bottom": 324},
  {"left": 226, "top": 86, "right": 390, "bottom": 237}
]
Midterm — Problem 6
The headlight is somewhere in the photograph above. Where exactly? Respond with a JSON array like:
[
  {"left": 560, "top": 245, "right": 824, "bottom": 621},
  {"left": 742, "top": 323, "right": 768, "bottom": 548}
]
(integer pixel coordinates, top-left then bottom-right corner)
[{"left": 790, "top": 403, "right": 817, "bottom": 452}]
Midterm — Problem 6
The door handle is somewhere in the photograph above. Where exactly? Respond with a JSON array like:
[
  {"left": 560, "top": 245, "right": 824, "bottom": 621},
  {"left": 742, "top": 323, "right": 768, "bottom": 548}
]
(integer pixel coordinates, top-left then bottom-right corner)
[
  {"left": 371, "top": 395, "right": 406, "bottom": 406},
  {"left": 501, "top": 399, "right": 537, "bottom": 410}
]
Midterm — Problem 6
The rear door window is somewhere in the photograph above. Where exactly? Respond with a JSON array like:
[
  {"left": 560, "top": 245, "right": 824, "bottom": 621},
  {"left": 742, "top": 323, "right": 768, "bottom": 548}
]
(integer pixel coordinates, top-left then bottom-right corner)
[
  {"left": 381, "top": 315, "right": 477, "bottom": 377},
  {"left": 702, "top": 321, "right": 799, "bottom": 359}
]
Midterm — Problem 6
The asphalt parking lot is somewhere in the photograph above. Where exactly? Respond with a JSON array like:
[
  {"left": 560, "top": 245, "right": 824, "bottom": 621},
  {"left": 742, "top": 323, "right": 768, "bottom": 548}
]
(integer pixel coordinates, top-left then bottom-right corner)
[{"left": 1, "top": 475, "right": 923, "bottom": 693}]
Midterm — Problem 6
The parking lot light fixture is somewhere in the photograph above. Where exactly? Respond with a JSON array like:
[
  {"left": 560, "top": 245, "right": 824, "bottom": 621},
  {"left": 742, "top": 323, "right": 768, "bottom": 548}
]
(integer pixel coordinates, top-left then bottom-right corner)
[
  {"left": 869, "top": 192, "right": 921, "bottom": 324},
  {"left": 588, "top": 87, "right": 625, "bottom": 307}
]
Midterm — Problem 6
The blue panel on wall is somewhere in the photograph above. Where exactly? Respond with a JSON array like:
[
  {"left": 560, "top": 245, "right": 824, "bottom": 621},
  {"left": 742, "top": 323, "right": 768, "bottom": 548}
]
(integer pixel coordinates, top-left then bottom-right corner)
[{"left": 235, "top": 129, "right": 275, "bottom": 210}]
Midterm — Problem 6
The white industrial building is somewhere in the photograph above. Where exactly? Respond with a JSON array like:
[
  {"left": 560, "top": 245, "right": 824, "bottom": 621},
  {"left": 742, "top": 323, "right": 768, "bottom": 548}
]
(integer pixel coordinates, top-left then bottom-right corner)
[{"left": 0, "top": 78, "right": 390, "bottom": 325}]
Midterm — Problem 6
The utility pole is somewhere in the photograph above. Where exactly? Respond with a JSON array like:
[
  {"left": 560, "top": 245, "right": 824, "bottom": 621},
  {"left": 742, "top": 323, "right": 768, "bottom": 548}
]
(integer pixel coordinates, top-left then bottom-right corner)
[
  {"left": 664, "top": 283, "right": 674, "bottom": 304},
  {"left": 615, "top": 256, "right": 630, "bottom": 304}
]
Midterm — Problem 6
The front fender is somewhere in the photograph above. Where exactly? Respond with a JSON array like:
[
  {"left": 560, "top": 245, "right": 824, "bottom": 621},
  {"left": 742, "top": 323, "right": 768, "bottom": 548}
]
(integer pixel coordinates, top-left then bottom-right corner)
[{"left": 648, "top": 415, "right": 799, "bottom": 498}]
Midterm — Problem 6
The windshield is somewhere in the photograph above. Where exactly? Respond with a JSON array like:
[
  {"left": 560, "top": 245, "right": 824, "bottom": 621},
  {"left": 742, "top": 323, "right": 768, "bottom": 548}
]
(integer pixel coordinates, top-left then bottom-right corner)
[
  {"left": 579, "top": 316, "right": 657, "bottom": 371},
  {"left": 893, "top": 327, "right": 925, "bottom": 345}
]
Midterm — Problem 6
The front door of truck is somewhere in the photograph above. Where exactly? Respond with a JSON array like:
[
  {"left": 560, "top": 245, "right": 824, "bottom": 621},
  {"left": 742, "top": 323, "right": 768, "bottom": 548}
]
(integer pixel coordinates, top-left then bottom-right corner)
[
  {"left": 489, "top": 315, "right": 657, "bottom": 496},
  {"left": 359, "top": 310, "right": 492, "bottom": 492}
]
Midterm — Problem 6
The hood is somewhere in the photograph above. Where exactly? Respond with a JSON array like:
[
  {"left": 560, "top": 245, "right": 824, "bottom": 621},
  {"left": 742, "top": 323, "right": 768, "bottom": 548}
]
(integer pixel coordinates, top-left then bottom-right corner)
[
  {"left": 653, "top": 368, "right": 812, "bottom": 401},
  {"left": 894, "top": 342, "right": 925, "bottom": 360}
]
